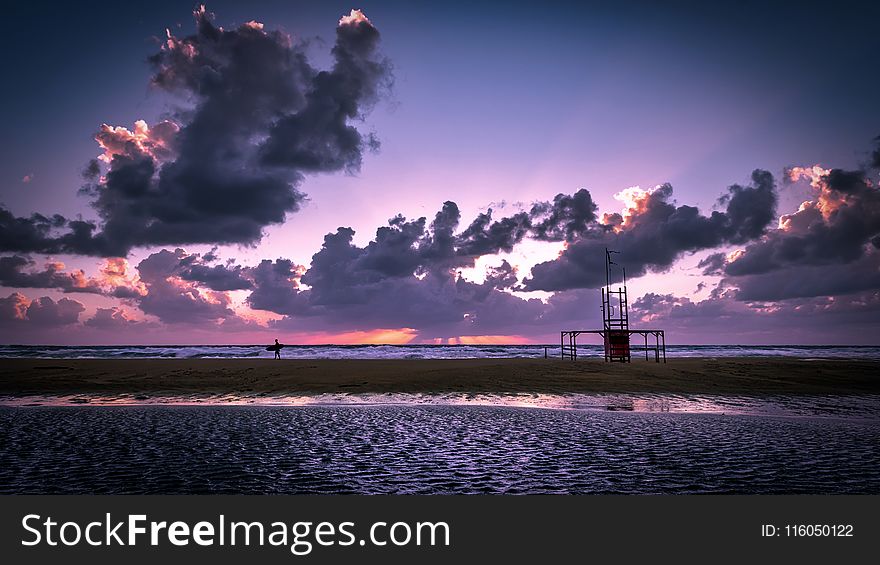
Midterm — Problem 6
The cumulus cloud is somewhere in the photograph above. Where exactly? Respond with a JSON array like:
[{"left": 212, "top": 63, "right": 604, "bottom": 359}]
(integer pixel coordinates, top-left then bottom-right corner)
[
  {"left": 0, "top": 256, "right": 102, "bottom": 294},
  {"left": 84, "top": 307, "right": 142, "bottom": 330},
  {"left": 456, "top": 209, "right": 532, "bottom": 258},
  {"left": 872, "top": 135, "right": 880, "bottom": 169},
  {"left": 0, "top": 293, "right": 85, "bottom": 328},
  {"left": 245, "top": 258, "right": 306, "bottom": 315},
  {"left": 529, "top": 189, "right": 598, "bottom": 242},
  {"left": 523, "top": 170, "right": 777, "bottom": 291},
  {"left": 708, "top": 145, "right": 880, "bottom": 301},
  {"left": 134, "top": 248, "right": 239, "bottom": 324},
  {"left": 260, "top": 7, "right": 390, "bottom": 171},
  {"left": 179, "top": 262, "right": 253, "bottom": 291},
  {"left": 243, "top": 204, "right": 590, "bottom": 337},
  {"left": 629, "top": 290, "right": 880, "bottom": 344},
  {"left": 723, "top": 166, "right": 879, "bottom": 276},
  {"left": 727, "top": 252, "right": 880, "bottom": 301},
  {"left": 0, "top": 255, "right": 147, "bottom": 298},
  {"left": 0, "top": 6, "right": 391, "bottom": 256},
  {"left": 0, "top": 209, "right": 100, "bottom": 255}
]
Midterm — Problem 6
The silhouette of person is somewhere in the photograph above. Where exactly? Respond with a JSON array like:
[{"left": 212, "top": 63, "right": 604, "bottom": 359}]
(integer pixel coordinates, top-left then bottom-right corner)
[{"left": 274, "top": 338, "right": 281, "bottom": 359}]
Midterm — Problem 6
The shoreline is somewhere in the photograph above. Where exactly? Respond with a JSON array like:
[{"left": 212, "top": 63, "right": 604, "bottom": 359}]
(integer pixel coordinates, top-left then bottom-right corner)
[{"left": 1, "top": 358, "right": 878, "bottom": 398}]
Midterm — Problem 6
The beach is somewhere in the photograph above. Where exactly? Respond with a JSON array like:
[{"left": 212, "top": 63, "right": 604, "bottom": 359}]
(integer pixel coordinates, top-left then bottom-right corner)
[
  {"left": 2, "top": 357, "right": 879, "bottom": 494},
  {"left": 1, "top": 357, "right": 878, "bottom": 399}
]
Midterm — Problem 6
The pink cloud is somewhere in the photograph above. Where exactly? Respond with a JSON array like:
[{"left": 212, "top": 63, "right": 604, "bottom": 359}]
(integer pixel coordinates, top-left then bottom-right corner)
[
  {"left": 95, "top": 119, "right": 179, "bottom": 163},
  {"left": 339, "top": 9, "right": 371, "bottom": 27}
]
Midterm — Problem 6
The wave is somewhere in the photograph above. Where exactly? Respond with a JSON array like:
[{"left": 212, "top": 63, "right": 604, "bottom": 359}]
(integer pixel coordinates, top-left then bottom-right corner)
[{"left": 1, "top": 344, "right": 879, "bottom": 360}]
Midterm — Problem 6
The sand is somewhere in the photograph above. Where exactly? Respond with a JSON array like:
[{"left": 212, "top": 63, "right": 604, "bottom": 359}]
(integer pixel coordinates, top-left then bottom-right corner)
[{"left": 0, "top": 357, "right": 878, "bottom": 399}]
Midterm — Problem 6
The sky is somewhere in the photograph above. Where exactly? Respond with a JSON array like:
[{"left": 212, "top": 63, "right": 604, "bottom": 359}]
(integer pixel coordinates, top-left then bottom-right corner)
[{"left": 1, "top": 0, "right": 878, "bottom": 345}]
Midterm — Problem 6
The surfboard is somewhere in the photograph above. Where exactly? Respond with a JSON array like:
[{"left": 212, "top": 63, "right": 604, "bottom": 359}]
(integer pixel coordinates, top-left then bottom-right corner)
[{"left": 265, "top": 344, "right": 285, "bottom": 351}]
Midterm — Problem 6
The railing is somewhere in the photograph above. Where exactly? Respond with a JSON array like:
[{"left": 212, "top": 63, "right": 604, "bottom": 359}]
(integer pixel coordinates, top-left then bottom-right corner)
[{"left": 559, "top": 329, "right": 666, "bottom": 363}]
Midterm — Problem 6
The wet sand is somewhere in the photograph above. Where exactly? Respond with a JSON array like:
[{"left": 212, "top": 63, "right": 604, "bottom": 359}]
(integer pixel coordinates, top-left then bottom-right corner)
[
  {"left": 0, "top": 357, "right": 878, "bottom": 399},
  {"left": 4, "top": 404, "right": 878, "bottom": 493}
]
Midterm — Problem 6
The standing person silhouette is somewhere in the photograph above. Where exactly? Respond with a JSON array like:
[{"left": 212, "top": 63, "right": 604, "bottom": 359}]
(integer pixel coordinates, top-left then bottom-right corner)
[{"left": 273, "top": 338, "right": 281, "bottom": 359}]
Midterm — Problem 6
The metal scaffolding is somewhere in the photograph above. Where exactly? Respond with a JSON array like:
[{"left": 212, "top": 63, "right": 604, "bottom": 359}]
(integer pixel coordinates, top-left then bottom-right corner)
[{"left": 560, "top": 249, "right": 666, "bottom": 363}]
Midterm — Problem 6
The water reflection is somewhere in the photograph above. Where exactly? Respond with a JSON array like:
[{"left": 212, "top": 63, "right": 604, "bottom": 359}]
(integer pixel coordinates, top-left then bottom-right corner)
[
  {"left": 1, "top": 404, "right": 877, "bottom": 494},
  {"left": 1, "top": 391, "right": 878, "bottom": 419}
]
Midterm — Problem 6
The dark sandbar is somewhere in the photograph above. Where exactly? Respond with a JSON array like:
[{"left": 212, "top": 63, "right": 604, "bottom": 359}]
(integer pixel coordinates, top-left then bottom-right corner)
[{"left": 0, "top": 358, "right": 877, "bottom": 399}]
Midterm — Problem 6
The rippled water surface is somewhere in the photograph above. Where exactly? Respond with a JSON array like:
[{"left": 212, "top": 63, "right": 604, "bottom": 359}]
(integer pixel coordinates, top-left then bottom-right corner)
[{"left": 1, "top": 405, "right": 877, "bottom": 494}]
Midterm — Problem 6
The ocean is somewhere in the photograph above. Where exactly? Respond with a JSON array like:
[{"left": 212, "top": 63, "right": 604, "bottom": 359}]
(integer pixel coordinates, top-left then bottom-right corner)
[{"left": 2, "top": 344, "right": 880, "bottom": 359}]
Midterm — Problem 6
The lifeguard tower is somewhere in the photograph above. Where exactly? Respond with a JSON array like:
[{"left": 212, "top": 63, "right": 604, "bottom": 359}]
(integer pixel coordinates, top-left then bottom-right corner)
[{"left": 560, "top": 249, "right": 666, "bottom": 363}]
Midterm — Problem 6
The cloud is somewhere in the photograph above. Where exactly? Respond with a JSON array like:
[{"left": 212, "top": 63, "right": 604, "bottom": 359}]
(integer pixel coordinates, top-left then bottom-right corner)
[
  {"left": 178, "top": 262, "right": 253, "bottom": 291},
  {"left": 0, "top": 292, "right": 29, "bottom": 322},
  {"left": 83, "top": 307, "right": 142, "bottom": 330},
  {"left": 456, "top": 209, "right": 532, "bottom": 258},
  {"left": 97, "top": 258, "right": 147, "bottom": 298},
  {"left": 727, "top": 252, "right": 880, "bottom": 301},
  {"left": 245, "top": 258, "right": 305, "bottom": 315},
  {"left": 0, "top": 7, "right": 391, "bottom": 257},
  {"left": 529, "top": 189, "right": 598, "bottom": 242},
  {"left": 0, "top": 209, "right": 100, "bottom": 255},
  {"left": 243, "top": 204, "right": 597, "bottom": 339},
  {"left": 0, "top": 255, "right": 148, "bottom": 298},
  {"left": 259, "top": 7, "right": 390, "bottom": 171},
  {"left": 134, "top": 248, "right": 239, "bottom": 324},
  {"left": 697, "top": 252, "right": 726, "bottom": 275},
  {"left": 629, "top": 290, "right": 880, "bottom": 344},
  {"left": 524, "top": 170, "right": 777, "bottom": 291},
  {"left": 0, "top": 293, "right": 85, "bottom": 328},
  {"left": 723, "top": 166, "right": 879, "bottom": 277},
  {"left": 872, "top": 135, "right": 880, "bottom": 169},
  {"left": 709, "top": 146, "right": 880, "bottom": 301},
  {"left": 0, "top": 255, "right": 103, "bottom": 294},
  {"left": 94, "top": 120, "right": 179, "bottom": 164},
  {"left": 25, "top": 295, "right": 83, "bottom": 326}
]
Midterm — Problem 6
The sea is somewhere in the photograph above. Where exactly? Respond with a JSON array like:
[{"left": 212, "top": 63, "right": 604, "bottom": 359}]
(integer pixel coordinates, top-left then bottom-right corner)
[{"left": 2, "top": 343, "right": 880, "bottom": 359}]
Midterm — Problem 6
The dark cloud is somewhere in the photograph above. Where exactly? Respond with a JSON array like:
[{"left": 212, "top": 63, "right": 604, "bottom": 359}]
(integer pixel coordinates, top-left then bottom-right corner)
[
  {"left": 697, "top": 252, "right": 726, "bottom": 275},
  {"left": 0, "top": 209, "right": 104, "bottom": 255},
  {"left": 629, "top": 290, "right": 880, "bottom": 344},
  {"left": 27, "top": 296, "right": 85, "bottom": 326},
  {"left": 244, "top": 204, "right": 590, "bottom": 337},
  {"left": 529, "top": 189, "right": 598, "bottom": 242},
  {"left": 245, "top": 258, "right": 306, "bottom": 315},
  {"left": 456, "top": 210, "right": 531, "bottom": 258},
  {"left": 871, "top": 135, "right": 880, "bottom": 170},
  {"left": 179, "top": 263, "right": 252, "bottom": 291},
  {"left": 240, "top": 182, "right": 776, "bottom": 338},
  {"left": 259, "top": 10, "right": 390, "bottom": 171},
  {"left": 358, "top": 215, "right": 427, "bottom": 278},
  {"left": 524, "top": 171, "right": 777, "bottom": 291},
  {"left": 710, "top": 154, "right": 880, "bottom": 301},
  {"left": 81, "top": 159, "right": 101, "bottom": 180},
  {"left": 0, "top": 293, "right": 85, "bottom": 328},
  {"left": 0, "top": 7, "right": 391, "bottom": 257},
  {"left": 0, "top": 293, "right": 29, "bottom": 323},
  {"left": 724, "top": 167, "right": 880, "bottom": 277},
  {"left": 0, "top": 255, "right": 103, "bottom": 294},
  {"left": 724, "top": 250, "right": 880, "bottom": 301},
  {"left": 84, "top": 307, "right": 141, "bottom": 330},
  {"left": 134, "top": 249, "right": 238, "bottom": 324},
  {"left": 418, "top": 202, "right": 459, "bottom": 268}
]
